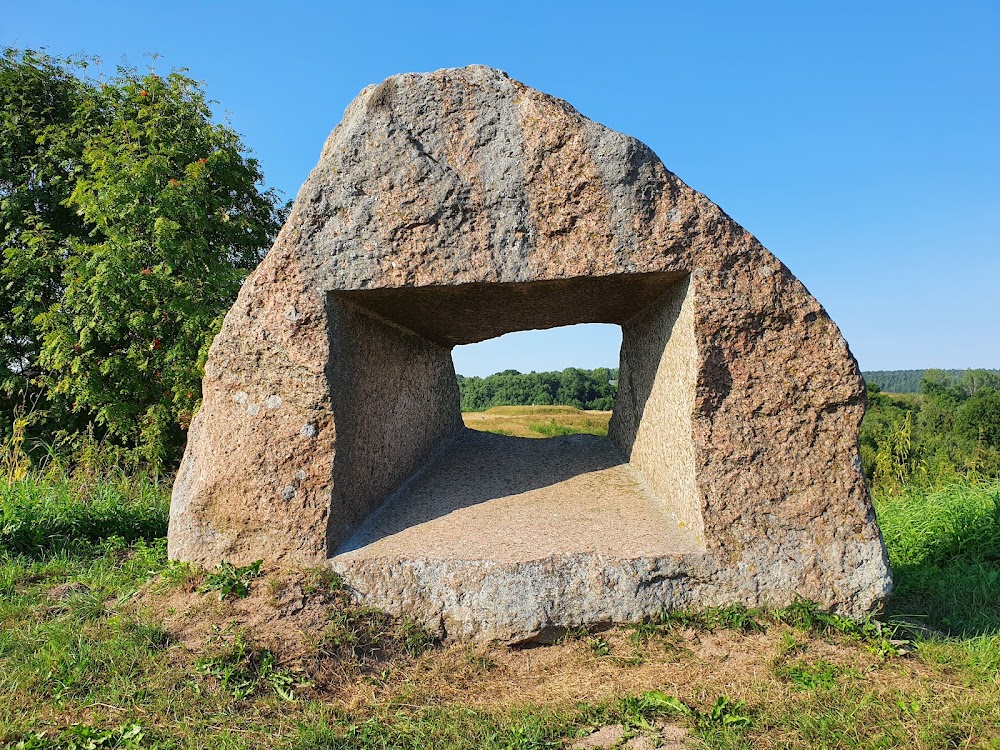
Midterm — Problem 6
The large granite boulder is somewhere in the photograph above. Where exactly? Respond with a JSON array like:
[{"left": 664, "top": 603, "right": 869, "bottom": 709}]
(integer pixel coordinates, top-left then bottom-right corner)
[{"left": 168, "top": 66, "right": 892, "bottom": 641}]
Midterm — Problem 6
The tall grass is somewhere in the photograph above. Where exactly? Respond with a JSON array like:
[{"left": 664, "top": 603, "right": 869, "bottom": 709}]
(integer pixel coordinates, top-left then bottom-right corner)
[
  {"left": 1, "top": 414, "right": 169, "bottom": 557},
  {"left": 874, "top": 480, "right": 1000, "bottom": 678},
  {"left": 0, "top": 462, "right": 172, "bottom": 740},
  {"left": 1, "top": 473, "right": 169, "bottom": 557},
  {"left": 528, "top": 418, "right": 608, "bottom": 437},
  {"left": 875, "top": 480, "right": 1000, "bottom": 636}
]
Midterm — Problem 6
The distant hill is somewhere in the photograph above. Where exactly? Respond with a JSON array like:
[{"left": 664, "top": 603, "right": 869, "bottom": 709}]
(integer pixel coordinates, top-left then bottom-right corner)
[{"left": 863, "top": 369, "right": 1000, "bottom": 394}]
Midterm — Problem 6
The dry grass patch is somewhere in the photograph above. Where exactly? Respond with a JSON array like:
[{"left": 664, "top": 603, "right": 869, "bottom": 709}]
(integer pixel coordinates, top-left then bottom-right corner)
[{"left": 140, "top": 572, "right": 997, "bottom": 749}]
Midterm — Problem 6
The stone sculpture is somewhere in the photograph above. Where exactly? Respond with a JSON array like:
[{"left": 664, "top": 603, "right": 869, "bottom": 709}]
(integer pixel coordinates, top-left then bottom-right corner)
[{"left": 168, "top": 66, "right": 892, "bottom": 641}]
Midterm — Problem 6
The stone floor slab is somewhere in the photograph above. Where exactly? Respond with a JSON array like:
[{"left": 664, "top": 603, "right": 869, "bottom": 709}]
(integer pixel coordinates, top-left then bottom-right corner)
[{"left": 334, "top": 430, "right": 703, "bottom": 563}]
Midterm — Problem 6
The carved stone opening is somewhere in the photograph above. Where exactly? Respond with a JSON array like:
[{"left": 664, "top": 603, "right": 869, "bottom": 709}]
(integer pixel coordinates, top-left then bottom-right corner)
[{"left": 328, "top": 272, "right": 703, "bottom": 564}]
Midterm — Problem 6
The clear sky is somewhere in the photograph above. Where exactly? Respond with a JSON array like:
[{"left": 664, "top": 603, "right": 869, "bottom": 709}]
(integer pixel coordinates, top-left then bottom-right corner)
[{"left": 4, "top": 1, "right": 998, "bottom": 376}]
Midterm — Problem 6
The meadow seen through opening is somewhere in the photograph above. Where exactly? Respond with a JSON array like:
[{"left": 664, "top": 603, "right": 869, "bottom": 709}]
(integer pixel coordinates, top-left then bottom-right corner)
[{"left": 454, "top": 323, "right": 622, "bottom": 439}]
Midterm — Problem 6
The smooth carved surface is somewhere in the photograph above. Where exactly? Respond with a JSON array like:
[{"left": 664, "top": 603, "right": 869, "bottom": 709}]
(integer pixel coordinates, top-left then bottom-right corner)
[
  {"left": 335, "top": 431, "right": 703, "bottom": 562},
  {"left": 327, "top": 300, "right": 463, "bottom": 549},
  {"left": 169, "top": 65, "right": 892, "bottom": 641},
  {"left": 610, "top": 277, "right": 702, "bottom": 541}
]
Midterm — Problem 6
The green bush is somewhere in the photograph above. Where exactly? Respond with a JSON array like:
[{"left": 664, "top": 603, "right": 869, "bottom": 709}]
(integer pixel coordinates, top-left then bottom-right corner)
[{"left": 861, "top": 373, "right": 1000, "bottom": 494}]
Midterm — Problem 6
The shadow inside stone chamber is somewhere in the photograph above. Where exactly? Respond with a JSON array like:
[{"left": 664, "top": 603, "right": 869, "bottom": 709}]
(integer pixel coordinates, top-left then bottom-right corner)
[{"left": 327, "top": 271, "right": 704, "bottom": 561}]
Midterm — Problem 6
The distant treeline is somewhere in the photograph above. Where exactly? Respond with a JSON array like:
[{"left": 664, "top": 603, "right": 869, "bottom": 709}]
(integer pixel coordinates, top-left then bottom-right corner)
[
  {"left": 864, "top": 370, "right": 1000, "bottom": 394},
  {"left": 457, "top": 368, "right": 619, "bottom": 412},
  {"left": 461, "top": 367, "right": 1000, "bottom": 409}
]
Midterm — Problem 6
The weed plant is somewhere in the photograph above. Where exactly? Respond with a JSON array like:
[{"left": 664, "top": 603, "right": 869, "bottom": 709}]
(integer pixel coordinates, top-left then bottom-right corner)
[{"left": 198, "top": 560, "right": 263, "bottom": 600}]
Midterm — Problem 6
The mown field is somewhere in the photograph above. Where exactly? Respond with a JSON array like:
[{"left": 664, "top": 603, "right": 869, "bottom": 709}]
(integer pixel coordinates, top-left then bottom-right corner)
[
  {"left": 463, "top": 405, "right": 612, "bottom": 438},
  {"left": 1, "top": 408, "right": 998, "bottom": 749}
]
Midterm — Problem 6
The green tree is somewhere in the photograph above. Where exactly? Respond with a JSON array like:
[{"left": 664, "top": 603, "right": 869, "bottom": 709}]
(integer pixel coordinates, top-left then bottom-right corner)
[
  {"left": 1, "top": 49, "right": 285, "bottom": 466},
  {"left": 960, "top": 369, "right": 1000, "bottom": 397},
  {"left": 861, "top": 376, "right": 1000, "bottom": 492},
  {"left": 955, "top": 390, "right": 1000, "bottom": 449},
  {"left": 0, "top": 49, "right": 92, "bottom": 440},
  {"left": 457, "top": 367, "right": 619, "bottom": 412},
  {"left": 919, "top": 369, "right": 965, "bottom": 437}
]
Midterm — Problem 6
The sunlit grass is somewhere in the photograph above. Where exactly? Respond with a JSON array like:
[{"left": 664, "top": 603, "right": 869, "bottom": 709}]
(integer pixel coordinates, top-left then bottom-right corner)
[
  {"left": 875, "top": 481, "right": 1000, "bottom": 634},
  {"left": 0, "top": 468, "right": 997, "bottom": 748},
  {"left": 874, "top": 480, "right": 1000, "bottom": 679},
  {"left": 1, "top": 471, "right": 168, "bottom": 556},
  {"left": 462, "top": 405, "right": 611, "bottom": 438}
]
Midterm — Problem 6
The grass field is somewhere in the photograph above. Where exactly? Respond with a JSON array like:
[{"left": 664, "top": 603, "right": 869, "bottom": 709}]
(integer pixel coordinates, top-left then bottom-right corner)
[
  {"left": 1, "top": 413, "right": 998, "bottom": 748},
  {"left": 463, "top": 405, "right": 611, "bottom": 438}
]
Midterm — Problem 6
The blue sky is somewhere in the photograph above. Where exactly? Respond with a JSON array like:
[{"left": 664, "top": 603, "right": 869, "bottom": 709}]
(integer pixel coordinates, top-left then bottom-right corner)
[{"left": 4, "top": 1, "right": 998, "bottom": 376}]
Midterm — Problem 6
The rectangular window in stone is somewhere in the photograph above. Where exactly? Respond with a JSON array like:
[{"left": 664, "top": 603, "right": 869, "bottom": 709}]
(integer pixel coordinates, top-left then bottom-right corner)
[{"left": 327, "top": 274, "right": 705, "bottom": 627}]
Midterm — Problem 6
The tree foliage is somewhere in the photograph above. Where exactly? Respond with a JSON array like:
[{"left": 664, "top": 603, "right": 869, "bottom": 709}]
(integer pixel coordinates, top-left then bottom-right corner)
[
  {"left": 860, "top": 370, "right": 1000, "bottom": 493},
  {"left": 955, "top": 390, "right": 1000, "bottom": 449},
  {"left": 457, "top": 367, "right": 618, "bottom": 412},
  {"left": 1, "top": 49, "right": 285, "bottom": 466},
  {"left": 0, "top": 49, "right": 91, "bottom": 434}
]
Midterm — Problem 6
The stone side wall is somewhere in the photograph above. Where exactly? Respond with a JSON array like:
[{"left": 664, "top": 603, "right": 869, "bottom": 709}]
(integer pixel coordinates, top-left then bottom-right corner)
[
  {"left": 167, "top": 261, "right": 335, "bottom": 566},
  {"left": 609, "top": 276, "right": 702, "bottom": 544},
  {"left": 327, "top": 298, "right": 463, "bottom": 549}
]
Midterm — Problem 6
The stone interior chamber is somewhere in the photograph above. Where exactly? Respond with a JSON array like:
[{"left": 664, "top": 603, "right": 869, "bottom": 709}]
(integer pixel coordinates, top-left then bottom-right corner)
[{"left": 327, "top": 272, "right": 703, "bottom": 564}]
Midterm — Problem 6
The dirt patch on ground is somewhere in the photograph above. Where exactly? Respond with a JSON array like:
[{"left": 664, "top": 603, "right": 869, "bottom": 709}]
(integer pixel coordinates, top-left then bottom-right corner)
[
  {"left": 136, "top": 566, "right": 442, "bottom": 703},
  {"left": 135, "top": 569, "right": 945, "bottom": 722},
  {"left": 137, "top": 567, "right": 337, "bottom": 664},
  {"left": 398, "top": 627, "right": 855, "bottom": 709}
]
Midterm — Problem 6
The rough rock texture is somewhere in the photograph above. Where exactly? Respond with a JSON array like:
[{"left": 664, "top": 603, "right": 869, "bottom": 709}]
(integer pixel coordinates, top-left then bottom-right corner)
[{"left": 168, "top": 65, "right": 892, "bottom": 641}]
